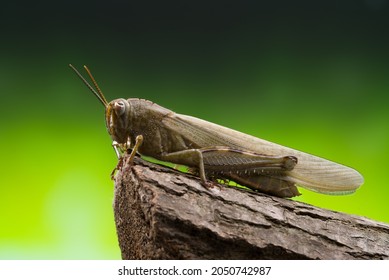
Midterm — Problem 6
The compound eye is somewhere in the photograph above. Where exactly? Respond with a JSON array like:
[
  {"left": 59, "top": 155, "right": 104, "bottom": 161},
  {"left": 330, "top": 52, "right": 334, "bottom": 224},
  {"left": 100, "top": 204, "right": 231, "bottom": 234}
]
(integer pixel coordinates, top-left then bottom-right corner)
[{"left": 114, "top": 101, "right": 126, "bottom": 115}]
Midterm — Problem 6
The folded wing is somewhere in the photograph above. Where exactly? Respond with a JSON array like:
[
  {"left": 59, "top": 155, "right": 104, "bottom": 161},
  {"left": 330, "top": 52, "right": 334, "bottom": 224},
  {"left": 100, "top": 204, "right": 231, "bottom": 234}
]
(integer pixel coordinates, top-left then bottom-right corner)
[{"left": 163, "top": 113, "right": 364, "bottom": 195}]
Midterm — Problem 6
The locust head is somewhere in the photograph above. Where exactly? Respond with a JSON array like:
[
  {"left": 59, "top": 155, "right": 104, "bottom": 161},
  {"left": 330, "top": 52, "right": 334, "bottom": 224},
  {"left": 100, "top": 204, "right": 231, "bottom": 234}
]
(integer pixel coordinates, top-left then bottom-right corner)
[{"left": 105, "top": 98, "right": 131, "bottom": 144}]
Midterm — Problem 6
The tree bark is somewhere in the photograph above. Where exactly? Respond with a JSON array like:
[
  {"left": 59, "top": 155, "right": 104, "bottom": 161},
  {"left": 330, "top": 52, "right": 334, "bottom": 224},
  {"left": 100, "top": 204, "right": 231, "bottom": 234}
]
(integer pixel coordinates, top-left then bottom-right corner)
[{"left": 113, "top": 155, "right": 389, "bottom": 260}]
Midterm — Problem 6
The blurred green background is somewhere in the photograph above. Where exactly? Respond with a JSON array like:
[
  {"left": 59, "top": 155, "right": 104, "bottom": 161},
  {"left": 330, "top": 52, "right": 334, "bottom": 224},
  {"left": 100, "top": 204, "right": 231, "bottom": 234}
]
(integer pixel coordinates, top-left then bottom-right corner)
[{"left": 1, "top": 1, "right": 388, "bottom": 259}]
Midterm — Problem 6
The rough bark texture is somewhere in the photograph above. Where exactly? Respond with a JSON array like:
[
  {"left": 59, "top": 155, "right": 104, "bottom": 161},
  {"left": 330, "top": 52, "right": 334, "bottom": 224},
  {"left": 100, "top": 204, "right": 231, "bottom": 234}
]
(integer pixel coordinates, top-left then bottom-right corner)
[{"left": 113, "top": 156, "right": 389, "bottom": 260}]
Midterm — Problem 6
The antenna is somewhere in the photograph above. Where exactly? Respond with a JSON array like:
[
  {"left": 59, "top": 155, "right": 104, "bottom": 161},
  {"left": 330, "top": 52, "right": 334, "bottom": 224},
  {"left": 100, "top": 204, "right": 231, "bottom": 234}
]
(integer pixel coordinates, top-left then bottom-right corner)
[
  {"left": 83, "top": 65, "right": 109, "bottom": 106},
  {"left": 69, "top": 64, "right": 108, "bottom": 107}
]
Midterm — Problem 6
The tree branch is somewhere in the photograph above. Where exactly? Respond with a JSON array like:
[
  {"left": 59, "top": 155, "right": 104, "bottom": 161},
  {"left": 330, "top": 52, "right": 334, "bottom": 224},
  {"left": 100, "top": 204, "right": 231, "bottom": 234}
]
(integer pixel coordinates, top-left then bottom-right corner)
[{"left": 113, "top": 156, "right": 389, "bottom": 259}]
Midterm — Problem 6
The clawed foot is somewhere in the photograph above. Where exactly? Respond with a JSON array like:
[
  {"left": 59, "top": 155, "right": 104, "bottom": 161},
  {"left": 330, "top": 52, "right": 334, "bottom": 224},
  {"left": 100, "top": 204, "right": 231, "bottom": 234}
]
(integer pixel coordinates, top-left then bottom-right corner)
[
  {"left": 110, "top": 153, "right": 134, "bottom": 180},
  {"left": 201, "top": 180, "right": 221, "bottom": 190},
  {"left": 111, "top": 157, "right": 124, "bottom": 180}
]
